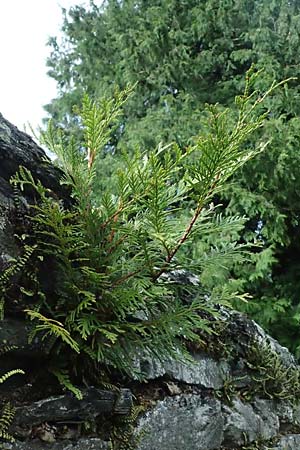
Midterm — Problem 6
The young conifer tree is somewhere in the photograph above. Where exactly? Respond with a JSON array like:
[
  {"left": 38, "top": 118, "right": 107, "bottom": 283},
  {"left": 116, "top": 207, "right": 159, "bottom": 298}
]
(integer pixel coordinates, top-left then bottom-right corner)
[{"left": 9, "top": 69, "right": 287, "bottom": 390}]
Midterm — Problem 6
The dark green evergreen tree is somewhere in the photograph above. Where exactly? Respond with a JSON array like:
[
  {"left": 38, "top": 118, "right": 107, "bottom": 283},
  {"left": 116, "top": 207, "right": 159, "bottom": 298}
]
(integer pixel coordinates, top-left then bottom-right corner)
[{"left": 45, "top": 0, "right": 300, "bottom": 355}]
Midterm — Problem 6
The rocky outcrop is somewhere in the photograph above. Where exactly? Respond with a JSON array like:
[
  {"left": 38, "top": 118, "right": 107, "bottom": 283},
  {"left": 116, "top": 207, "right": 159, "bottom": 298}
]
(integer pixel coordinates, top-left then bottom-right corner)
[
  {"left": 0, "top": 113, "right": 64, "bottom": 272},
  {"left": 1, "top": 114, "right": 300, "bottom": 450},
  {"left": 132, "top": 307, "right": 300, "bottom": 450}
]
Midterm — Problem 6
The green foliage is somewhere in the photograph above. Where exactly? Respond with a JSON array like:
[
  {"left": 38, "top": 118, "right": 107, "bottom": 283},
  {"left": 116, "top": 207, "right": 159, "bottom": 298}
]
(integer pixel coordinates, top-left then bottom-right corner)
[
  {"left": 0, "top": 403, "right": 16, "bottom": 442},
  {"left": 109, "top": 405, "right": 146, "bottom": 450},
  {"left": 50, "top": 368, "right": 83, "bottom": 400},
  {"left": 0, "top": 347, "right": 25, "bottom": 443},
  {"left": 245, "top": 341, "right": 300, "bottom": 403},
  {"left": 0, "top": 369, "right": 24, "bottom": 385},
  {"left": 214, "top": 339, "right": 300, "bottom": 405},
  {"left": 45, "top": 0, "right": 300, "bottom": 354},
  {"left": 26, "top": 310, "right": 80, "bottom": 354},
  {"left": 10, "top": 72, "right": 277, "bottom": 383}
]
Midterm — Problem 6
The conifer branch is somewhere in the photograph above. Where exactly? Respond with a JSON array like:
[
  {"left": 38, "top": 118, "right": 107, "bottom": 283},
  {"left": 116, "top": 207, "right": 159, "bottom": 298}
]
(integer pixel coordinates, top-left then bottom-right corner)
[
  {"left": 101, "top": 203, "right": 124, "bottom": 230},
  {"left": 153, "top": 176, "right": 220, "bottom": 281},
  {"left": 106, "top": 235, "right": 128, "bottom": 255},
  {"left": 112, "top": 269, "right": 143, "bottom": 287},
  {"left": 152, "top": 203, "right": 203, "bottom": 281}
]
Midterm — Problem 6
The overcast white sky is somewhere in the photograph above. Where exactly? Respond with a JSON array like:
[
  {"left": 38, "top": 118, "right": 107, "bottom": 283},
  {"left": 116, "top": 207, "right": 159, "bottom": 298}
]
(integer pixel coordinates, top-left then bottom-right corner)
[{"left": 0, "top": 0, "right": 88, "bottom": 133}]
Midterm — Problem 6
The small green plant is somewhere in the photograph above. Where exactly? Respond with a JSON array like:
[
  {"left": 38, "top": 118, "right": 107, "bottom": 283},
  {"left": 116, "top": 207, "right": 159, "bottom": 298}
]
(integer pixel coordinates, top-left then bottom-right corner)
[
  {"left": 240, "top": 435, "right": 278, "bottom": 450},
  {"left": 0, "top": 346, "right": 25, "bottom": 442},
  {"left": 0, "top": 402, "right": 16, "bottom": 442},
  {"left": 215, "top": 374, "right": 245, "bottom": 404},
  {"left": 7, "top": 69, "right": 288, "bottom": 388},
  {"left": 108, "top": 405, "right": 146, "bottom": 450},
  {"left": 246, "top": 340, "right": 300, "bottom": 402}
]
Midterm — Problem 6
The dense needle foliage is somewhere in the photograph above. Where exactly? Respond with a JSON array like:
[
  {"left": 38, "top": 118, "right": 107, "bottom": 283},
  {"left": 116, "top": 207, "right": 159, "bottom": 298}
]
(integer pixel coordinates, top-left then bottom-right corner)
[
  {"left": 9, "top": 71, "right": 280, "bottom": 388},
  {"left": 45, "top": 0, "right": 300, "bottom": 355}
]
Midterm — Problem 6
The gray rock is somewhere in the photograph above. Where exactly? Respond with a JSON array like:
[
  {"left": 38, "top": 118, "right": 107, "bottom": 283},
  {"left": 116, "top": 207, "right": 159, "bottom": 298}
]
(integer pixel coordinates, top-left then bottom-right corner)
[
  {"left": 219, "top": 308, "right": 297, "bottom": 368},
  {"left": 268, "top": 434, "right": 300, "bottom": 450},
  {"left": 222, "top": 398, "right": 279, "bottom": 446},
  {"left": 2, "top": 438, "right": 109, "bottom": 450},
  {"left": 251, "top": 322, "right": 296, "bottom": 368},
  {"left": 276, "top": 402, "right": 295, "bottom": 426},
  {"left": 159, "top": 269, "right": 200, "bottom": 286},
  {"left": 136, "top": 395, "right": 223, "bottom": 450},
  {"left": 253, "top": 398, "right": 280, "bottom": 438},
  {"left": 13, "top": 388, "right": 132, "bottom": 427},
  {"left": 0, "top": 113, "right": 66, "bottom": 272},
  {"left": 0, "top": 318, "right": 58, "bottom": 385},
  {"left": 0, "top": 113, "right": 62, "bottom": 195},
  {"left": 133, "top": 351, "right": 230, "bottom": 389},
  {"left": 132, "top": 294, "right": 296, "bottom": 393},
  {"left": 291, "top": 403, "right": 300, "bottom": 425}
]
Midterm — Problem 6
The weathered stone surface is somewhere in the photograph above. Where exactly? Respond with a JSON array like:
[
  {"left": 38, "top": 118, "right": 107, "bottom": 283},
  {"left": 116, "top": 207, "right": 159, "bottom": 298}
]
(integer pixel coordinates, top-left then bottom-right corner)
[
  {"left": 290, "top": 403, "right": 300, "bottom": 426},
  {"left": 269, "top": 434, "right": 300, "bottom": 450},
  {"left": 2, "top": 438, "right": 109, "bottom": 450},
  {"left": 0, "top": 318, "right": 28, "bottom": 349},
  {"left": 133, "top": 351, "right": 230, "bottom": 389},
  {"left": 136, "top": 395, "right": 223, "bottom": 450},
  {"left": 219, "top": 307, "right": 297, "bottom": 368},
  {"left": 223, "top": 398, "right": 279, "bottom": 446},
  {"left": 13, "top": 388, "right": 132, "bottom": 427},
  {"left": 0, "top": 113, "right": 65, "bottom": 271},
  {"left": 159, "top": 269, "right": 200, "bottom": 286},
  {"left": 253, "top": 398, "right": 280, "bottom": 439},
  {"left": 0, "top": 113, "right": 61, "bottom": 196},
  {"left": 133, "top": 286, "right": 296, "bottom": 393},
  {"left": 0, "top": 319, "right": 54, "bottom": 383}
]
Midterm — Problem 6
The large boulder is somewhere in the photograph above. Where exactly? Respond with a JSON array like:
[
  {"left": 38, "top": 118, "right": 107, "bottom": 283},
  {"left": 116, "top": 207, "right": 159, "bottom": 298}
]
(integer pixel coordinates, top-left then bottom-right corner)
[
  {"left": 0, "top": 113, "right": 64, "bottom": 271},
  {"left": 1, "top": 114, "right": 300, "bottom": 450}
]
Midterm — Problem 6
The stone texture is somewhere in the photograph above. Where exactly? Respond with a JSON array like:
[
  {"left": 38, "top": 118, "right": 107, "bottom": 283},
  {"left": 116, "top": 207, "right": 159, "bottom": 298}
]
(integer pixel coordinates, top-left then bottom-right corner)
[
  {"left": 132, "top": 294, "right": 296, "bottom": 393},
  {"left": 2, "top": 438, "right": 109, "bottom": 450},
  {"left": 219, "top": 308, "right": 297, "bottom": 368},
  {"left": 136, "top": 395, "right": 223, "bottom": 450},
  {"left": 0, "top": 113, "right": 66, "bottom": 272},
  {"left": 0, "top": 319, "right": 58, "bottom": 384},
  {"left": 222, "top": 398, "right": 280, "bottom": 446},
  {"left": 133, "top": 351, "right": 230, "bottom": 389},
  {"left": 0, "top": 113, "right": 61, "bottom": 196},
  {"left": 290, "top": 403, "right": 300, "bottom": 426},
  {"left": 269, "top": 435, "right": 300, "bottom": 450},
  {"left": 0, "top": 319, "right": 28, "bottom": 349},
  {"left": 13, "top": 388, "right": 132, "bottom": 428}
]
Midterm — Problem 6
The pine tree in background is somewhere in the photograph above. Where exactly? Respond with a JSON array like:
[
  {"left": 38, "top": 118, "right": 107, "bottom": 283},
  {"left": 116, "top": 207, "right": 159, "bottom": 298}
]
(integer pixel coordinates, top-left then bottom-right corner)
[{"left": 45, "top": 0, "right": 300, "bottom": 355}]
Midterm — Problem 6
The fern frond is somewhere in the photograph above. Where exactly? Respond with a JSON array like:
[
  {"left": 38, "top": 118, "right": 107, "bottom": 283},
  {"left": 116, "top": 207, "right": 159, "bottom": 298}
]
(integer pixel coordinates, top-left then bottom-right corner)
[
  {"left": 0, "top": 346, "right": 17, "bottom": 356},
  {"left": 11, "top": 166, "right": 49, "bottom": 200},
  {"left": 51, "top": 369, "right": 83, "bottom": 400},
  {"left": 0, "top": 402, "right": 16, "bottom": 442},
  {"left": 25, "top": 310, "right": 80, "bottom": 353},
  {"left": 0, "top": 369, "right": 25, "bottom": 384}
]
